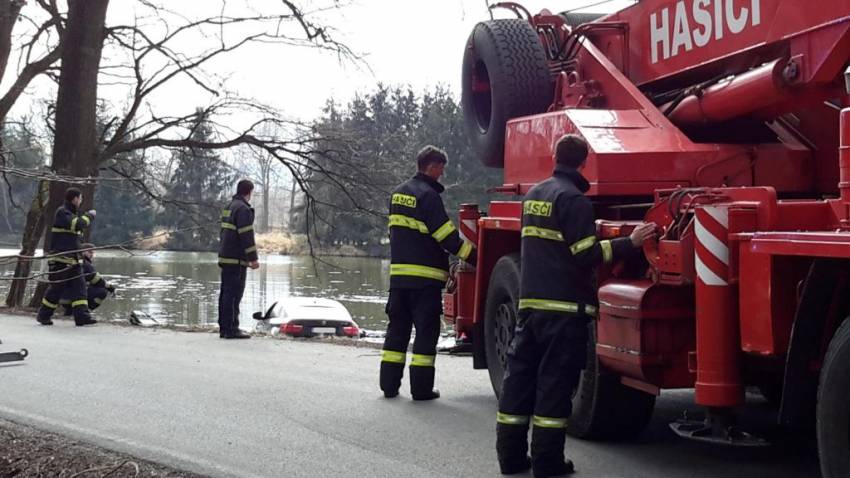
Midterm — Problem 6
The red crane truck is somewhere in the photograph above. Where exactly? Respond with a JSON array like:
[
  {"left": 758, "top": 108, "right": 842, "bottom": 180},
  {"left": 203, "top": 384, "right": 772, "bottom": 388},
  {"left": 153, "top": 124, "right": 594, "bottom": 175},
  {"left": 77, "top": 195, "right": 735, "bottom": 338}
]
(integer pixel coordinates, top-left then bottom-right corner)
[{"left": 442, "top": 1, "right": 850, "bottom": 476}]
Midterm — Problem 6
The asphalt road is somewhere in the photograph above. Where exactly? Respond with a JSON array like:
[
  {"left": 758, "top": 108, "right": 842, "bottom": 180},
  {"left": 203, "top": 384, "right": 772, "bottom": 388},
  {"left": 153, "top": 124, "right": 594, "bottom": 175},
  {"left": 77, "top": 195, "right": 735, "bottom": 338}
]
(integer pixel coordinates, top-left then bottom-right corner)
[{"left": 0, "top": 313, "right": 821, "bottom": 477}]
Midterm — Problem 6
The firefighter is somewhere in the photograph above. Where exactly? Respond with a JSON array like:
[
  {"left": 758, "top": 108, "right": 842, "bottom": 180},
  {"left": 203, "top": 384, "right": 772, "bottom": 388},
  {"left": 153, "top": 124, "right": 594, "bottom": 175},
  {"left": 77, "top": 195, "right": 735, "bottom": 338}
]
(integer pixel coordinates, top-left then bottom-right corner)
[
  {"left": 218, "top": 179, "right": 259, "bottom": 339},
  {"left": 61, "top": 243, "right": 115, "bottom": 316},
  {"left": 380, "top": 145, "right": 477, "bottom": 400},
  {"left": 495, "top": 135, "right": 656, "bottom": 476},
  {"left": 36, "top": 187, "right": 98, "bottom": 326}
]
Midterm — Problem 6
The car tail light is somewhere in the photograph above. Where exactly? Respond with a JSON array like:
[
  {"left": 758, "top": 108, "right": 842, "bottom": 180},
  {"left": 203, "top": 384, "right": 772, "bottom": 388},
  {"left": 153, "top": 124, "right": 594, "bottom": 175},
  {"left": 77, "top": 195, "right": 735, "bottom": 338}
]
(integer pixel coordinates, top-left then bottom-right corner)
[
  {"left": 281, "top": 323, "right": 304, "bottom": 334},
  {"left": 343, "top": 326, "right": 359, "bottom": 337}
]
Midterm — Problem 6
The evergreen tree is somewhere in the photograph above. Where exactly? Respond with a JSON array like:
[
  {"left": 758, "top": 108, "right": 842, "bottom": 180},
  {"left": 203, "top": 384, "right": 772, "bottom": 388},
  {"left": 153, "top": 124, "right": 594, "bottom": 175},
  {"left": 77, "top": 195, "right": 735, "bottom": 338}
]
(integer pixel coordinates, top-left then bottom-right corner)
[
  {"left": 0, "top": 121, "right": 46, "bottom": 236},
  {"left": 91, "top": 149, "right": 157, "bottom": 245},
  {"left": 162, "top": 109, "right": 235, "bottom": 251}
]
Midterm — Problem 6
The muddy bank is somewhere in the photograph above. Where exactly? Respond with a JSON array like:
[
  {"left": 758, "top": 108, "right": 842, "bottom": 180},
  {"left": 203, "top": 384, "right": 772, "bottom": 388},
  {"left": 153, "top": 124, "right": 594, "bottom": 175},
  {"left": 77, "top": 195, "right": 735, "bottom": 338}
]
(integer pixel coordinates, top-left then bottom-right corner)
[{"left": 0, "top": 418, "right": 202, "bottom": 478}]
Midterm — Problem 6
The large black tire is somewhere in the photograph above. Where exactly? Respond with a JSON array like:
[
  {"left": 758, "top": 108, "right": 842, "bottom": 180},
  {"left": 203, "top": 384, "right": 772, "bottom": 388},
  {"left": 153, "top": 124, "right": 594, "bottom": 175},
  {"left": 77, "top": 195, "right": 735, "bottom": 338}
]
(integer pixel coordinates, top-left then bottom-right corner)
[
  {"left": 566, "top": 323, "right": 656, "bottom": 440},
  {"left": 483, "top": 252, "right": 655, "bottom": 440},
  {"left": 461, "top": 19, "right": 553, "bottom": 168},
  {"left": 484, "top": 253, "right": 521, "bottom": 397},
  {"left": 817, "top": 318, "right": 850, "bottom": 478}
]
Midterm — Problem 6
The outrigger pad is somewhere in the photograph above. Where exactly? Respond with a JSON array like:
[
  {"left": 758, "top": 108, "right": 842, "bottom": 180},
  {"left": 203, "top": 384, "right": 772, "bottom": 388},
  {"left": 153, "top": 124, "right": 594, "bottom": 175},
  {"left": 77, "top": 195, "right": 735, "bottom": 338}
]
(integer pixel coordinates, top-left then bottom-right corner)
[{"left": 669, "top": 416, "right": 769, "bottom": 447}]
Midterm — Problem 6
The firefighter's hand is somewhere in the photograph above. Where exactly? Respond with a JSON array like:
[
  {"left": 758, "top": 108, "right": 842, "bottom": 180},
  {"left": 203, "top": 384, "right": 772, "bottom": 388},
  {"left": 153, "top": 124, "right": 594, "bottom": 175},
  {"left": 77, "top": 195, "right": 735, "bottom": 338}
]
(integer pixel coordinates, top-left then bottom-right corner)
[
  {"left": 87, "top": 209, "right": 97, "bottom": 218},
  {"left": 629, "top": 222, "right": 657, "bottom": 247},
  {"left": 249, "top": 260, "right": 260, "bottom": 270}
]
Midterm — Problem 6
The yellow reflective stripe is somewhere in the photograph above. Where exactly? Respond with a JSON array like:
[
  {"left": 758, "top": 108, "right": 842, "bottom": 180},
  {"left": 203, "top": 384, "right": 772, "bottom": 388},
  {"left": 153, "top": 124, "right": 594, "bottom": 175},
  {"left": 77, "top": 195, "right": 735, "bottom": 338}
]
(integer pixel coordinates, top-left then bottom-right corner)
[
  {"left": 71, "top": 299, "right": 88, "bottom": 308},
  {"left": 389, "top": 264, "right": 448, "bottom": 281},
  {"left": 458, "top": 241, "right": 473, "bottom": 260},
  {"left": 431, "top": 220, "right": 456, "bottom": 242},
  {"left": 221, "top": 209, "right": 231, "bottom": 218},
  {"left": 601, "top": 240, "right": 613, "bottom": 264},
  {"left": 245, "top": 245, "right": 257, "bottom": 254},
  {"left": 41, "top": 298, "right": 58, "bottom": 309},
  {"left": 497, "top": 412, "right": 530, "bottom": 426},
  {"left": 51, "top": 227, "right": 77, "bottom": 235},
  {"left": 388, "top": 214, "right": 429, "bottom": 234},
  {"left": 410, "top": 354, "right": 435, "bottom": 367},
  {"left": 218, "top": 257, "right": 249, "bottom": 266},
  {"left": 221, "top": 222, "right": 236, "bottom": 230},
  {"left": 49, "top": 256, "right": 82, "bottom": 265},
  {"left": 89, "top": 273, "right": 103, "bottom": 285},
  {"left": 533, "top": 416, "right": 568, "bottom": 428},
  {"left": 570, "top": 235, "right": 597, "bottom": 255},
  {"left": 238, "top": 225, "right": 254, "bottom": 234},
  {"left": 518, "top": 299, "right": 598, "bottom": 316},
  {"left": 521, "top": 226, "right": 564, "bottom": 242},
  {"left": 381, "top": 350, "right": 406, "bottom": 364},
  {"left": 70, "top": 216, "right": 78, "bottom": 232},
  {"left": 80, "top": 215, "right": 91, "bottom": 226}
]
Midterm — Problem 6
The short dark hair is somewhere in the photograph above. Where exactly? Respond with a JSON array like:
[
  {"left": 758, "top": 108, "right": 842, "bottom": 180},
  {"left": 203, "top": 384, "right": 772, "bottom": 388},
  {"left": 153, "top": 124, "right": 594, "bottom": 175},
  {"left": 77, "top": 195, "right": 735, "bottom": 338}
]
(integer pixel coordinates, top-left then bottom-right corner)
[
  {"left": 81, "top": 243, "right": 95, "bottom": 251},
  {"left": 65, "top": 187, "right": 82, "bottom": 202},
  {"left": 236, "top": 179, "right": 254, "bottom": 196},
  {"left": 554, "top": 134, "right": 589, "bottom": 168},
  {"left": 416, "top": 145, "right": 448, "bottom": 172}
]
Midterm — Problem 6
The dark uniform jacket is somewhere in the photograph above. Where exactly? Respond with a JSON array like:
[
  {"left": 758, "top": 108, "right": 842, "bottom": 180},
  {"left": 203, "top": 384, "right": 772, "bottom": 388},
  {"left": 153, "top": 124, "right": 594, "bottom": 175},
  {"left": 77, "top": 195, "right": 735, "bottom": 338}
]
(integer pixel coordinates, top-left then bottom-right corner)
[
  {"left": 82, "top": 257, "right": 108, "bottom": 291},
  {"left": 388, "top": 172, "right": 476, "bottom": 289},
  {"left": 49, "top": 201, "right": 94, "bottom": 264},
  {"left": 519, "top": 165, "right": 632, "bottom": 316},
  {"left": 219, "top": 195, "right": 259, "bottom": 267}
]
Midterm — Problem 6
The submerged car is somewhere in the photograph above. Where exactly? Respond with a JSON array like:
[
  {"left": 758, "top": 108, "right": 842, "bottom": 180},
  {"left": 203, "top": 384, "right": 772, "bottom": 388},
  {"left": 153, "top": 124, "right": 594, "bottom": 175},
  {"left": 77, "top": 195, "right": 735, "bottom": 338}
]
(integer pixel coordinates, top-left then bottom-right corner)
[{"left": 253, "top": 298, "right": 360, "bottom": 338}]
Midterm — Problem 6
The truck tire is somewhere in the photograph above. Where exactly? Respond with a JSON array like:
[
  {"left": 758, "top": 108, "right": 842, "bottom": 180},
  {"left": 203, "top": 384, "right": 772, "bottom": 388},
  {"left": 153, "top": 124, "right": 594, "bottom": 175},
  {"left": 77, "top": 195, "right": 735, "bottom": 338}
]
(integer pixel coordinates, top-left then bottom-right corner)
[
  {"left": 567, "top": 323, "right": 656, "bottom": 440},
  {"left": 461, "top": 19, "right": 553, "bottom": 168},
  {"left": 817, "top": 318, "right": 850, "bottom": 478},
  {"left": 484, "top": 253, "right": 521, "bottom": 397}
]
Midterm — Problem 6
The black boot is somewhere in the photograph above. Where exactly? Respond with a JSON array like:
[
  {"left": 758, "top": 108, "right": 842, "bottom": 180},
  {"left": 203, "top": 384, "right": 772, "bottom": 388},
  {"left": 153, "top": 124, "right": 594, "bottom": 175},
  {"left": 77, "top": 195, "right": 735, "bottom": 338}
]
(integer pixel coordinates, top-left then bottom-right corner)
[
  {"left": 36, "top": 312, "right": 53, "bottom": 326},
  {"left": 531, "top": 426, "right": 573, "bottom": 477},
  {"left": 221, "top": 330, "right": 251, "bottom": 339},
  {"left": 73, "top": 307, "right": 97, "bottom": 327},
  {"left": 410, "top": 365, "right": 439, "bottom": 400},
  {"left": 380, "top": 361, "right": 404, "bottom": 398},
  {"left": 497, "top": 422, "right": 531, "bottom": 474}
]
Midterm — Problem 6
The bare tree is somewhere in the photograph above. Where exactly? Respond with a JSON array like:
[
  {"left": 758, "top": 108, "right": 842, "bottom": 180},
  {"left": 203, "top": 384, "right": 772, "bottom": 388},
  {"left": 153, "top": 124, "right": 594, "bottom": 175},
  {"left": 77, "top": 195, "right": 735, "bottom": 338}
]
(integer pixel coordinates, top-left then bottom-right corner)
[
  {"left": 7, "top": 0, "right": 386, "bottom": 307},
  {"left": 21, "top": 0, "right": 110, "bottom": 308}
]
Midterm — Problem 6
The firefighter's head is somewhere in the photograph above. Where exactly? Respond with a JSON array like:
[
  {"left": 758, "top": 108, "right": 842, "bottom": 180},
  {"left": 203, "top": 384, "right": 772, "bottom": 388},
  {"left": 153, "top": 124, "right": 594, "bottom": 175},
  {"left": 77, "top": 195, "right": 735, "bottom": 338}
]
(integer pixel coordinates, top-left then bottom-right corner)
[
  {"left": 236, "top": 179, "right": 254, "bottom": 202},
  {"left": 554, "top": 134, "right": 589, "bottom": 171},
  {"left": 65, "top": 187, "right": 83, "bottom": 207},
  {"left": 417, "top": 145, "right": 448, "bottom": 181}
]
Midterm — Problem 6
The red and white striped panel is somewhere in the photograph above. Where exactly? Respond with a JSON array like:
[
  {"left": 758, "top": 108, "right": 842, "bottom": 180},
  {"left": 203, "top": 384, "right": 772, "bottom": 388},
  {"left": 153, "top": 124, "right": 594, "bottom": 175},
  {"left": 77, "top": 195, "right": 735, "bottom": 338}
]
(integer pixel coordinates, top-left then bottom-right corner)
[
  {"left": 459, "top": 218, "right": 478, "bottom": 244},
  {"left": 694, "top": 205, "right": 729, "bottom": 286}
]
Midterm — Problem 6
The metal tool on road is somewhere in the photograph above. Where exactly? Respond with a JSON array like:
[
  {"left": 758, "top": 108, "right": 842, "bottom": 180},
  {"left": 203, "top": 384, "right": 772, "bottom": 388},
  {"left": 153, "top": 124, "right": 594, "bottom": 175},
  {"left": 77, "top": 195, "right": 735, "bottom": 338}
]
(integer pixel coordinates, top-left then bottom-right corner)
[{"left": 0, "top": 338, "right": 28, "bottom": 363}]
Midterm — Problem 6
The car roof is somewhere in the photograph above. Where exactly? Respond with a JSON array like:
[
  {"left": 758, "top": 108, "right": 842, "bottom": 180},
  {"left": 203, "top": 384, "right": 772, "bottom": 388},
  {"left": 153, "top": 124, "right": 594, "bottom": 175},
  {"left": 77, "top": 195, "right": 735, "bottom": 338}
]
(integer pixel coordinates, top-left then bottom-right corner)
[{"left": 271, "top": 297, "right": 354, "bottom": 322}]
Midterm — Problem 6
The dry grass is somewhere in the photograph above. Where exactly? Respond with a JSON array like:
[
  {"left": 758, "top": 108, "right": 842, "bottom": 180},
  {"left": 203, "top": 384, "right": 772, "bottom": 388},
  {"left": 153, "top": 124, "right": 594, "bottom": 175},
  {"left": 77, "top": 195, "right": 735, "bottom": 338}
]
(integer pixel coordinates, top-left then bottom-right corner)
[{"left": 254, "top": 231, "right": 309, "bottom": 255}]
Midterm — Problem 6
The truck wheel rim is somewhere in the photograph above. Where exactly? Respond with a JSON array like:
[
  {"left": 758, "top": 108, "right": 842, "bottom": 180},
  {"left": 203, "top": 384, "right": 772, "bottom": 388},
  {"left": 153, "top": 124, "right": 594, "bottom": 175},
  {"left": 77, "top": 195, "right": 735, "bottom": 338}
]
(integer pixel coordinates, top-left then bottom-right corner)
[{"left": 495, "top": 302, "right": 515, "bottom": 367}]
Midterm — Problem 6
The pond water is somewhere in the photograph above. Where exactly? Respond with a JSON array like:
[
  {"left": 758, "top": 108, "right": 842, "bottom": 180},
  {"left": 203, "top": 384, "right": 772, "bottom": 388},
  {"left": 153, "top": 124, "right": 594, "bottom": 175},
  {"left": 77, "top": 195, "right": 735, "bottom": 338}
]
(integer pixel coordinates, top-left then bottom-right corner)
[{"left": 0, "top": 249, "right": 391, "bottom": 330}]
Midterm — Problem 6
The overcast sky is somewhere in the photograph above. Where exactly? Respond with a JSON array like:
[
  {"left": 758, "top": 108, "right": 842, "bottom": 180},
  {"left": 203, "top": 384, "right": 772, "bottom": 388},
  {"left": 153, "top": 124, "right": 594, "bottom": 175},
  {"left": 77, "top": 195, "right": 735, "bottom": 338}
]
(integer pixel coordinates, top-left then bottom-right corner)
[{"left": 5, "top": 0, "right": 637, "bottom": 125}]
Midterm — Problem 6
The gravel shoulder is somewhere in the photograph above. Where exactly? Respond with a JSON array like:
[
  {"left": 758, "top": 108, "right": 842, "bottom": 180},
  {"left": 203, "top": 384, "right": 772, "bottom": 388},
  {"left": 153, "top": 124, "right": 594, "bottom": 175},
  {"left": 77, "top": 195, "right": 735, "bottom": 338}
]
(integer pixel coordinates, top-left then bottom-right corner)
[{"left": 0, "top": 418, "right": 204, "bottom": 478}]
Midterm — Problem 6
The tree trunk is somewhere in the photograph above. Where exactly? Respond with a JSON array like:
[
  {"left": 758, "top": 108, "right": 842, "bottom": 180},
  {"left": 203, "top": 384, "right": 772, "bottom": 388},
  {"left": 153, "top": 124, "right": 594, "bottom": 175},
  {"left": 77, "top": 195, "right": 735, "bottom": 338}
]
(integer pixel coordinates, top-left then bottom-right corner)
[
  {"left": 0, "top": 1, "right": 24, "bottom": 83},
  {"left": 26, "top": 0, "right": 110, "bottom": 308},
  {"left": 288, "top": 175, "right": 297, "bottom": 230},
  {"left": 6, "top": 180, "right": 48, "bottom": 307}
]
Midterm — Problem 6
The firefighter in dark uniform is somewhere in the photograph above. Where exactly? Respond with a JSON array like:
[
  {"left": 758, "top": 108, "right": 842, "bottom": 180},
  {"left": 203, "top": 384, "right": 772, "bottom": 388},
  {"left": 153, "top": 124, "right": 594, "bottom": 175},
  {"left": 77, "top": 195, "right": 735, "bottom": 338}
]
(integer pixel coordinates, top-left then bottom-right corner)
[
  {"left": 218, "top": 179, "right": 259, "bottom": 339},
  {"left": 380, "top": 146, "right": 477, "bottom": 400},
  {"left": 61, "top": 243, "right": 115, "bottom": 316},
  {"left": 36, "top": 187, "right": 98, "bottom": 326},
  {"left": 495, "top": 135, "right": 656, "bottom": 477}
]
